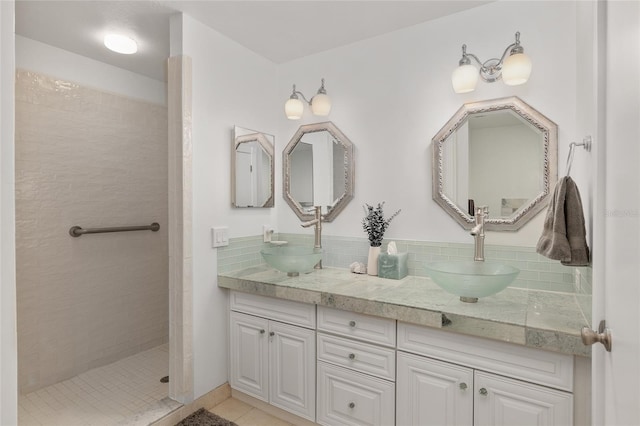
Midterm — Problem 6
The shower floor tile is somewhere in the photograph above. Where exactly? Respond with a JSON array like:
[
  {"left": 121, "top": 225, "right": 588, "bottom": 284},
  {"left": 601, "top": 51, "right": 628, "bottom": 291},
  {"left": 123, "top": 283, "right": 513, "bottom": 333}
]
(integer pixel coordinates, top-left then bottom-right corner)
[{"left": 18, "top": 343, "right": 180, "bottom": 426}]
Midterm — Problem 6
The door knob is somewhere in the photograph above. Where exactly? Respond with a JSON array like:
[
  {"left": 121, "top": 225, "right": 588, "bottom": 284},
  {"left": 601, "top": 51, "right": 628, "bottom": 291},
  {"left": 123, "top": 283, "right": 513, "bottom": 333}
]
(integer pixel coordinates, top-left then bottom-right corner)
[{"left": 581, "top": 320, "right": 612, "bottom": 352}]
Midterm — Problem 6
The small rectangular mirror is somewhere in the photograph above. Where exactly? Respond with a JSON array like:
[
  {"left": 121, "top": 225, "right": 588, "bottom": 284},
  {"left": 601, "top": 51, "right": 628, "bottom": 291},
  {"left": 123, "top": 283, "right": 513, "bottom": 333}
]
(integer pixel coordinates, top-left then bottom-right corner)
[{"left": 232, "top": 126, "right": 274, "bottom": 208}]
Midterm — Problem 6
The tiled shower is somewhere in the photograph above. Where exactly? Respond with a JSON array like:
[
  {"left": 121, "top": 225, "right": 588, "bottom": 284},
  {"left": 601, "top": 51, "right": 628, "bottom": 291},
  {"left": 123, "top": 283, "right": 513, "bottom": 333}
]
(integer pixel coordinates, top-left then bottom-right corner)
[{"left": 15, "top": 70, "right": 171, "bottom": 424}]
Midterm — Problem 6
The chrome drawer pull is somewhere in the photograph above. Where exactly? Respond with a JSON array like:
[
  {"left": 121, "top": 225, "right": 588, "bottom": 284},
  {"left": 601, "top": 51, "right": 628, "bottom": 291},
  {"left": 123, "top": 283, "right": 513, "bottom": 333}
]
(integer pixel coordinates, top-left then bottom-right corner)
[
  {"left": 349, "top": 320, "right": 356, "bottom": 327},
  {"left": 348, "top": 353, "right": 356, "bottom": 360}
]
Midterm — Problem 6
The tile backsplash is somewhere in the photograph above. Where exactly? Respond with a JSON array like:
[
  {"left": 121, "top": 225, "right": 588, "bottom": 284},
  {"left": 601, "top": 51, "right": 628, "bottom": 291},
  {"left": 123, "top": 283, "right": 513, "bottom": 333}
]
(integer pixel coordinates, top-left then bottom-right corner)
[
  {"left": 217, "top": 233, "right": 592, "bottom": 295},
  {"left": 217, "top": 235, "right": 268, "bottom": 274}
]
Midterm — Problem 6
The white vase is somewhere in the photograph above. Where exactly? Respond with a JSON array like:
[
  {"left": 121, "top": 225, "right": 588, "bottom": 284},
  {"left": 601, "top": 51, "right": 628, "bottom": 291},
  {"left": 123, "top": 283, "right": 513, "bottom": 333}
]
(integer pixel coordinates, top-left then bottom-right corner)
[{"left": 367, "top": 246, "right": 381, "bottom": 276}]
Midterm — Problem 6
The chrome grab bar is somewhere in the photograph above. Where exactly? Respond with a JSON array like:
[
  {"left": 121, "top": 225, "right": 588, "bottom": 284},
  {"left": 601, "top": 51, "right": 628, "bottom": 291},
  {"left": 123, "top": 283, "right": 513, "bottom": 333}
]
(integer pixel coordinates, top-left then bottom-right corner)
[{"left": 69, "top": 222, "right": 160, "bottom": 238}]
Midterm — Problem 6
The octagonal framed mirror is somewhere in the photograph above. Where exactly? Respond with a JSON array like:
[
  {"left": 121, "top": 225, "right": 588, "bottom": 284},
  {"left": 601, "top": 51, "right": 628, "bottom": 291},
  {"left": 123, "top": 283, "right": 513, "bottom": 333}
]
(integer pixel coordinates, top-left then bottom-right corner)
[
  {"left": 432, "top": 97, "right": 558, "bottom": 231},
  {"left": 283, "top": 121, "right": 354, "bottom": 222}
]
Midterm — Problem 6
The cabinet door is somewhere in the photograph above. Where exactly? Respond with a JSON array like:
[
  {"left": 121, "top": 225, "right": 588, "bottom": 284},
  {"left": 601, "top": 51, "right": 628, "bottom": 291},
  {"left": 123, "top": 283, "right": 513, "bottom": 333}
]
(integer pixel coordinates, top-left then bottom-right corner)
[
  {"left": 396, "top": 352, "right": 473, "bottom": 426},
  {"left": 269, "top": 321, "right": 316, "bottom": 421},
  {"left": 474, "top": 371, "right": 573, "bottom": 426},
  {"left": 229, "top": 311, "right": 269, "bottom": 401}
]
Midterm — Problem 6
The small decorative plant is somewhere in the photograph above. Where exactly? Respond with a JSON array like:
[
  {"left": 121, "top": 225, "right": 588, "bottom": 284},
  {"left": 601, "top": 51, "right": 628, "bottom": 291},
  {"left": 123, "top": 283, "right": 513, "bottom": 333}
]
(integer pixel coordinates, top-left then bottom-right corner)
[{"left": 362, "top": 202, "right": 401, "bottom": 247}]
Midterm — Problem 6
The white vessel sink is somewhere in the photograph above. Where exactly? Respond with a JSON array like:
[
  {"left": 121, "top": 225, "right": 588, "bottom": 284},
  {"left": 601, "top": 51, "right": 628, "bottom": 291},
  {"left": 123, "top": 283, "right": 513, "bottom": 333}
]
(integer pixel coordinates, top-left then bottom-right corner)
[{"left": 425, "top": 261, "right": 520, "bottom": 302}]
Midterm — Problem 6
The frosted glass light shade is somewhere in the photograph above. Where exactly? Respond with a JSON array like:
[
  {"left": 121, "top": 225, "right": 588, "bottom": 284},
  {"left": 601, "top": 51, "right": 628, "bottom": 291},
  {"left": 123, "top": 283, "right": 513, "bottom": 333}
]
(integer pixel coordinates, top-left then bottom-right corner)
[
  {"left": 285, "top": 98, "right": 304, "bottom": 120},
  {"left": 502, "top": 53, "right": 532, "bottom": 86},
  {"left": 452, "top": 64, "right": 479, "bottom": 93},
  {"left": 311, "top": 93, "right": 331, "bottom": 116},
  {"left": 104, "top": 34, "right": 137, "bottom": 54}
]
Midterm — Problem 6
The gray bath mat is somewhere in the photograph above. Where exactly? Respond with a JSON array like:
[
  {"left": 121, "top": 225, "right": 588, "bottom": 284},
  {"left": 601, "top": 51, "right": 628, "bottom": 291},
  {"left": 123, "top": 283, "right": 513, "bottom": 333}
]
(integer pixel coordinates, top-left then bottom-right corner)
[{"left": 174, "top": 408, "right": 238, "bottom": 426}]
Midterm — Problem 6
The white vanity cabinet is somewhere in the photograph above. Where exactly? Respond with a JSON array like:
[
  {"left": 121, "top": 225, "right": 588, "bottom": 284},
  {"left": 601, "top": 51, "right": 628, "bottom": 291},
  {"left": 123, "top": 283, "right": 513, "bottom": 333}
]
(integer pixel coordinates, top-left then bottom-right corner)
[
  {"left": 226, "top": 290, "right": 580, "bottom": 426},
  {"left": 396, "top": 322, "right": 574, "bottom": 426},
  {"left": 316, "top": 306, "right": 396, "bottom": 426},
  {"left": 229, "top": 292, "right": 316, "bottom": 421}
]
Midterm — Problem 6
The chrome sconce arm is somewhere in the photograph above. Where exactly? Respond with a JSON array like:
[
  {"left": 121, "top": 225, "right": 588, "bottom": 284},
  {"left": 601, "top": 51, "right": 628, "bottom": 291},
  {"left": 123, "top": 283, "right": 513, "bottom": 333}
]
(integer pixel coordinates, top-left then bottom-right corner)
[
  {"left": 289, "top": 78, "right": 327, "bottom": 104},
  {"left": 285, "top": 78, "right": 331, "bottom": 120},
  {"left": 452, "top": 32, "right": 531, "bottom": 93}
]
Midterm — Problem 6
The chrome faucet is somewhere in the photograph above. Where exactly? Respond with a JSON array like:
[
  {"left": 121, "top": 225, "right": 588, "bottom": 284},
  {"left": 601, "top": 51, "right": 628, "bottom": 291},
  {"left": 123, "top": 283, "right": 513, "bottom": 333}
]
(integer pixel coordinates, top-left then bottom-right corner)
[
  {"left": 470, "top": 206, "right": 488, "bottom": 261},
  {"left": 301, "top": 206, "right": 324, "bottom": 269}
]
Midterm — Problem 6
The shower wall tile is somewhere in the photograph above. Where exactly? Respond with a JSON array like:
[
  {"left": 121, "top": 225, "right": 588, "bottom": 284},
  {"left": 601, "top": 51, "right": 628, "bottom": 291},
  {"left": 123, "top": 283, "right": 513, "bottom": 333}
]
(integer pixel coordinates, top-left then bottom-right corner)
[{"left": 15, "top": 70, "right": 169, "bottom": 393}]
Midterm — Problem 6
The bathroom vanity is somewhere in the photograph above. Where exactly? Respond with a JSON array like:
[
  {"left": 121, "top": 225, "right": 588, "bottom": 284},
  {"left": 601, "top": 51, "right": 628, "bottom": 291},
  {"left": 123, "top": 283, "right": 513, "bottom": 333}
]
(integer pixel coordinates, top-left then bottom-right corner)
[{"left": 219, "top": 266, "right": 590, "bottom": 426}]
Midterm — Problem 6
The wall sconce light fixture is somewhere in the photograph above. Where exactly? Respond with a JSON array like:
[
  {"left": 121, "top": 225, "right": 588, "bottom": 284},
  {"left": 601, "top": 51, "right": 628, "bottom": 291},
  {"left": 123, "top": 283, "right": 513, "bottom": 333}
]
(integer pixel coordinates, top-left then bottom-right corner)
[
  {"left": 452, "top": 32, "right": 532, "bottom": 94},
  {"left": 285, "top": 78, "right": 331, "bottom": 120}
]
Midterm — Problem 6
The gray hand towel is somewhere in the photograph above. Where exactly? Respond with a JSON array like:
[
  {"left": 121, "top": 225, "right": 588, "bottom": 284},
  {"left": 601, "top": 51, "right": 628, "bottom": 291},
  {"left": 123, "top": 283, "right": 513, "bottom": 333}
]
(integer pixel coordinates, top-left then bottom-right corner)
[{"left": 536, "top": 176, "right": 590, "bottom": 266}]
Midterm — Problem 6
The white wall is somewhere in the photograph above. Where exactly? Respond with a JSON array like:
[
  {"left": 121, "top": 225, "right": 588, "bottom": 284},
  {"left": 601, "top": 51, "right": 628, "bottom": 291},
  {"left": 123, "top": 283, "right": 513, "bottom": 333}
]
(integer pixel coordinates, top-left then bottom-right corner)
[
  {"left": 16, "top": 36, "right": 166, "bottom": 105},
  {"left": 277, "top": 1, "right": 584, "bottom": 248},
  {"left": 0, "top": 1, "right": 17, "bottom": 424},
  {"left": 176, "top": 14, "right": 279, "bottom": 399}
]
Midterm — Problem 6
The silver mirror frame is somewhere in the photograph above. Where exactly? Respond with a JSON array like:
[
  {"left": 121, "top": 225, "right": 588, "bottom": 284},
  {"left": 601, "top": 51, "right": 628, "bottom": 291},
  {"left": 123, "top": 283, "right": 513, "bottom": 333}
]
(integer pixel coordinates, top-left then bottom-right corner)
[
  {"left": 283, "top": 121, "right": 354, "bottom": 222},
  {"left": 432, "top": 97, "right": 558, "bottom": 231},
  {"left": 231, "top": 131, "right": 275, "bottom": 208}
]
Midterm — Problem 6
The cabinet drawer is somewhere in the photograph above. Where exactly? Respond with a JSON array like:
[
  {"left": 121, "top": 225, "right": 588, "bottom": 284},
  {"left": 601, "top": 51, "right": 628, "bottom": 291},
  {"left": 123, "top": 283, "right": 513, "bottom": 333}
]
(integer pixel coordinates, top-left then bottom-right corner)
[
  {"left": 317, "top": 306, "right": 396, "bottom": 347},
  {"left": 230, "top": 291, "right": 315, "bottom": 329},
  {"left": 317, "top": 333, "right": 396, "bottom": 381},
  {"left": 397, "top": 322, "right": 574, "bottom": 391},
  {"left": 317, "top": 362, "right": 395, "bottom": 426}
]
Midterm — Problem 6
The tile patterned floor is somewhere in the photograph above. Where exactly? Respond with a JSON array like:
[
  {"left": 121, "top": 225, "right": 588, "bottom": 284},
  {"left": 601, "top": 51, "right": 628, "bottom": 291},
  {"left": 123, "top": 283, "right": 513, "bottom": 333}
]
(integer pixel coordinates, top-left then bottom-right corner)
[
  {"left": 209, "top": 398, "right": 298, "bottom": 426},
  {"left": 18, "top": 344, "right": 179, "bottom": 426}
]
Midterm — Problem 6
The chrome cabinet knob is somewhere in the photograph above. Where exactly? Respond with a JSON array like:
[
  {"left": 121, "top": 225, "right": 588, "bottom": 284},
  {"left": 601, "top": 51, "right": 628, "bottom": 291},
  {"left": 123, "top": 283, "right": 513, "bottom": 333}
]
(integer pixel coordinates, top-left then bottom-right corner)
[
  {"left": 349, "top": 402, "right": 355, "bottom": 409},
  {"left": 269, "top": 331, "right": 275, "bottom": 337},
  {"left": 459, "top": 382, "right": 467, "bottom": 391},
  {"left": 349, "top": 320, "right": 356, "bottom": 327},
  {"left": 348, "top": 353, "right": 356, "bottom": 360},
  {"left": 259, "top": 329, "right": 265, "bottom": 334},
  {"left": 479, "top": 388, "right": 488, "bottom": 396}
]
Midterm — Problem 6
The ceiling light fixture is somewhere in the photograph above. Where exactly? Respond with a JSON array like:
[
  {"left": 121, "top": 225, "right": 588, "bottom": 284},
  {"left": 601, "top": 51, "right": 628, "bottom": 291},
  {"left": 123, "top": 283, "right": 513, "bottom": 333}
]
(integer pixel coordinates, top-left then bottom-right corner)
[
  {"left": 452, "top": 32, "right": 531, "bottom": 94},
  {"left": 104, "top": 34, "right": 138, "bottom": 55},
  {"left": 285, "top": 79, "right": 331, "bottom": 120}
]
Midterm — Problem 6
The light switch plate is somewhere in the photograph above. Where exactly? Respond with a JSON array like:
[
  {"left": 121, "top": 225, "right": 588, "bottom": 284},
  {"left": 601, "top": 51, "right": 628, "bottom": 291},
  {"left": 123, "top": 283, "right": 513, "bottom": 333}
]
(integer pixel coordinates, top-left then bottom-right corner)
[{"left": 212, "top": 227, "right": 229, "bottom": 248}]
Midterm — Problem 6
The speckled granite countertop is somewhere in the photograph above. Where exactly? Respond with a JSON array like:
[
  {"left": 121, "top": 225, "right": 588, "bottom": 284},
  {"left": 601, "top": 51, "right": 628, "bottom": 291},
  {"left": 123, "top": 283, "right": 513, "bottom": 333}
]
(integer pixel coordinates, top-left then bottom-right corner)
[{"left": 218, "top": 266, "right": 591, "bottom": 357}]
